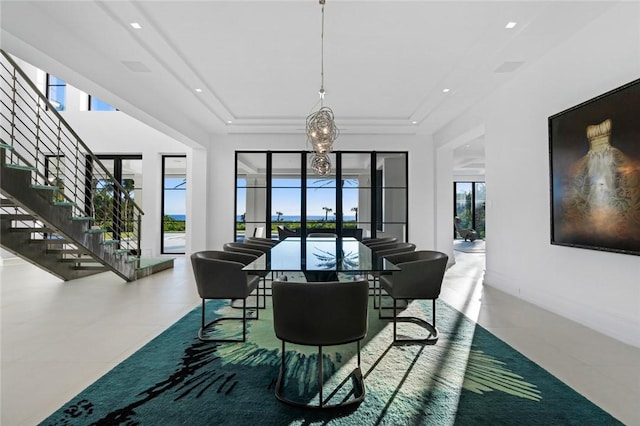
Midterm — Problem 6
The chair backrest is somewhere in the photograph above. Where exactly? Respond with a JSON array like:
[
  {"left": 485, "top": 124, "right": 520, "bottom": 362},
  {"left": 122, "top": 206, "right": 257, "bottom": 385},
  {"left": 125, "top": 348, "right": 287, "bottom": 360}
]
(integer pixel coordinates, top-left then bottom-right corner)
[
  {"left": 190, "top": 251, "right": 256, "bottom": 299},
  {"left": 362, "top": 236, "right": 397, "bottom": 247},
  {"left": 383, "top": 250, "right": 448, "bottom": 299},
  {"left": 272, "top": 278, "right": 369, "bottom": 346},
  {"left": 277, "top": 225, "right": 298, "bottom": 240},
  {"left": 223, "top": 242, "right": 264, "bottom": 258},
  {"left": 374, "top": 242, "right": 416, "bottom": 257},
  {"left": 244, "top": 236, "right": 278, "bottom": 247},
  {"left": 307, "top": 232, "right": 337, "bottom": 238},
  {"left": 454, "top": 216, "right": 476, "bottom": 238},
  {"left": 369, "top": 241, "right": 401, "bottom": 252}
]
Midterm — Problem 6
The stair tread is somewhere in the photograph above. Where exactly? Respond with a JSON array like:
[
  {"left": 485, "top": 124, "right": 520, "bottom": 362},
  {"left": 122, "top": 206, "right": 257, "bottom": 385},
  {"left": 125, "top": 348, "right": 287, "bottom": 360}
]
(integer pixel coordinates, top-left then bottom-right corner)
[
  {"left": 6, "top": 163, "right": 37, "bottom": 172},
  {"left": 30, "top": 184, "right": 59, "bottom": 191},
  {"left": 86, "top": 228, "right": 108, "bottom": 234}
]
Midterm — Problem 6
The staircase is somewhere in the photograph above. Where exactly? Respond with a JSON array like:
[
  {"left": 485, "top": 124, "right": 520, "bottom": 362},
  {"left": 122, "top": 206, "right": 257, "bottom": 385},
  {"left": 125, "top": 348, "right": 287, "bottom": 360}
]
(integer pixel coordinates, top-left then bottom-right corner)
[{"left": 0, "top": 49, "right": 151, "bottom": 282}]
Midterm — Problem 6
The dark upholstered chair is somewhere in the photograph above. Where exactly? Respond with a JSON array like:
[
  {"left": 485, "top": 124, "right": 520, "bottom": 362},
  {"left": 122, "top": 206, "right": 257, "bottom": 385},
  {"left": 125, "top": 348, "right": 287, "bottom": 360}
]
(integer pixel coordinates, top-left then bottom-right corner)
[
  {"left": 307, "top": 232, "right": 337, "bottom": 238},
  {"left": 244, "top": 236, "right": 279, "bottom": 247},
  {"left": 379, "top": 250, "right": 448, "bottom": 344},
  {"left": 223, "top": 242, "right": 264, "bottom": 258},
  {"left": 362, "top": 236, "right": 397, "bottom": 247},
  {"left": 373, "top": 242, "right": 416, "bottom": 257},
  {"left": 277, "top": 225, "right": 299, "bottom": 240},
  {"left": 190, "top": 251, "right": 260, "bottom": 342},
  {"left": 272, "top": 277, "right": 369, "bottom": 408},
  {"left": 223, "top": 243, "right": 268, "bottom": 307},
  {"left": 370, "top": 242, "right": 416, "bottom": 309},
  {"left": 454, "top": 216, "right": 479, "bottom": 242}
]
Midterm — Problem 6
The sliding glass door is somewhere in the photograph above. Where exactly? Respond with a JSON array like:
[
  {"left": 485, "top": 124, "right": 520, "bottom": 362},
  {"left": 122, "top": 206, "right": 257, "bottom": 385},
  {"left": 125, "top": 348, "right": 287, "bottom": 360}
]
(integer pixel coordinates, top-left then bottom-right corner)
[
  {"left": 162, "top": 156, "right": 186, "bottom": 254},
  {"left": 454, "top": 181, "right": 486, "bottom": 239}
]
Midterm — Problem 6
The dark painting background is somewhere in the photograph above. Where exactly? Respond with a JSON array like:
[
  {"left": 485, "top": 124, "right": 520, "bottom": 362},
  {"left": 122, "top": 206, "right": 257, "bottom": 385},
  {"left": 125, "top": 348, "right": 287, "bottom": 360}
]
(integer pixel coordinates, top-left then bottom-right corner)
[{"left": 549, "top": 78, "right": 640, "bottom": 255}]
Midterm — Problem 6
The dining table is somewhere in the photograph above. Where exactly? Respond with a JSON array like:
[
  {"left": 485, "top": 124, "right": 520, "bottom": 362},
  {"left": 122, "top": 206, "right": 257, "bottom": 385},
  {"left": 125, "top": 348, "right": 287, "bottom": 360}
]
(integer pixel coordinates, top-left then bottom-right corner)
[{"left": 242, "top": 236, "right": 400, "bottom": 280}]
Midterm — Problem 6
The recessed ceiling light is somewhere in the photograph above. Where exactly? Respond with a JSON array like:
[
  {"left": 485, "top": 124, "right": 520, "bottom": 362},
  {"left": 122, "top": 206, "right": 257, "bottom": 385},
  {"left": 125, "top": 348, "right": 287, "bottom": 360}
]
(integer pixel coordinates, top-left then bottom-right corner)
[
  {"left": 130, "top": 22, "right": 142, "bottom": 29},
  {"left": 411, "top": 121, "right": 418, "bottom": 125},
  {"left": 443, "top": 88, "right": 450, "bottom": 93},
  {"left": 227, "top": 120, "right": 233, "bottom": 124},
  {"left": 195, "top": 88, "right": 202, "bottom": 93},
  {"left": 505, "top": 22, "right": 517, "bottom": 29}
]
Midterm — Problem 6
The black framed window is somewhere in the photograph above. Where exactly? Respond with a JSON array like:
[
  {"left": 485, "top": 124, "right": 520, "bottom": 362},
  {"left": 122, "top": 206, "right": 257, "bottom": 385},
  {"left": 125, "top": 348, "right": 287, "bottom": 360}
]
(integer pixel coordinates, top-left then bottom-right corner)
[
  {"left": 235, "top": 151, "right": 408, "bottom": 242},
  {"left": 162, "top": 156, "right": 186, "bottom": 254},
  {"left": 88, "top": 95, "right": 117, "bottom": 111},
  {"left": 46, "top": 74, "right": 66, "bottom": 111}
]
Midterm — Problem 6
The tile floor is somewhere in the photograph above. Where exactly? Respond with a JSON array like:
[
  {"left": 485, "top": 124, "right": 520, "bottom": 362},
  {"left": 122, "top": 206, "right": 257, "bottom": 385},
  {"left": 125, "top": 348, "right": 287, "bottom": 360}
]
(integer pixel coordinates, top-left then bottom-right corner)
[{"left": 1, "top": 251, "right": 638, "bottom": 425}]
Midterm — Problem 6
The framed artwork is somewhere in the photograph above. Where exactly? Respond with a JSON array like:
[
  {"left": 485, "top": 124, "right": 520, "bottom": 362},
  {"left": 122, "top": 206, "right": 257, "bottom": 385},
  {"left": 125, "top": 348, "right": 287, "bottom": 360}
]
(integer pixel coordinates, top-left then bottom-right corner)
[{"left": 549, "top": 78, "right": 640, "bottom": 256}]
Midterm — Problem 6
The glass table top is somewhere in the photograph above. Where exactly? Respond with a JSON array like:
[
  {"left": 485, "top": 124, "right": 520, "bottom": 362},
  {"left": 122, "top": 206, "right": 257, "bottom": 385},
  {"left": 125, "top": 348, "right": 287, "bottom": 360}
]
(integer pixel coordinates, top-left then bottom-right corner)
[{"left": 242, "top": 237, "right": 400, "bottom": 274}]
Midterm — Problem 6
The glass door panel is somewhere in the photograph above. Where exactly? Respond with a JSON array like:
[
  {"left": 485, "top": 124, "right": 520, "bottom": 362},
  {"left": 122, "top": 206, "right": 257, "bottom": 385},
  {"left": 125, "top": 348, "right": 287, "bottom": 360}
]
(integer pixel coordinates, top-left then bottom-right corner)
[
  {"left": 454, "top": 181, "right": 485, "bottom": 240},
  {"left": 376, "top": 153, "right": 408, "bottom": 242},
  {"left": 306, "top": 161, "right": 336, "bottom": 232},
  {"left": 475, "top": 182, "right": 486, "bottom": 239},
  {"left": 455, "top": 182, "right": 473, "bottom": 230},
  {"left": 272, "top": 153, "right": 302, "bottom": 238},
  {"left": 162, "top": 156, "right": 186, "bottom": 254},
  {"left": 340, "top": 153, "right": 371, "bottom": 239},
  {"left": 236, "top": 152, "right": 266, "bottom": 241}
]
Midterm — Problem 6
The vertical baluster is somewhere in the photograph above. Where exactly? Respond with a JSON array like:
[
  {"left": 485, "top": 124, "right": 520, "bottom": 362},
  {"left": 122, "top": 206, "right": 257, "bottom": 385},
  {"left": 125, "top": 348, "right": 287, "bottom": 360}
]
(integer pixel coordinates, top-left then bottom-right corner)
[
  {"left": 137, "top": 213, "right": 142, "bottom": 258},
  {"left": 9, "top": 66, "right": 17, "bottom": 165}
]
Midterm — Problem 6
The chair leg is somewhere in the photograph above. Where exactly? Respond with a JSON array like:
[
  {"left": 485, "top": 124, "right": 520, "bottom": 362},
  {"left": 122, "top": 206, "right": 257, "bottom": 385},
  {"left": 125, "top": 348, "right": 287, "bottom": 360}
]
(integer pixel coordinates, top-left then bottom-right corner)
[
  {"left": 389, "top": 297, "right": 439, "bottom": 345},
  {"left": 274, "top": 340, "right": 366, "bottom": 409},
  {"left": 318, "top": 345, "right": 323, "bottom": 408},
  {"left": 199, "top": 298, "right": 254, "bottom": 343}
]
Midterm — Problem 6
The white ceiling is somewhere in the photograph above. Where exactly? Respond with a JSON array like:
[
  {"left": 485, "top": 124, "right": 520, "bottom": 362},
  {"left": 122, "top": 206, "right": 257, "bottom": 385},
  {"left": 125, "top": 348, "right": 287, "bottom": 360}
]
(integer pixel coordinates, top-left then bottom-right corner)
[{"left": 0, "top": 1, "right": 616, "bottom": 176}]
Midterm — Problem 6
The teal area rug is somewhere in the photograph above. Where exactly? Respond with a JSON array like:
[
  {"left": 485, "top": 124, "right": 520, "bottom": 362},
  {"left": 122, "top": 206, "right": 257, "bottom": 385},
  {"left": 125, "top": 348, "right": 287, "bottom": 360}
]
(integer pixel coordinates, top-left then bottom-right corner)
[{"left": 41, "top": 291, "right": 621, "bottom": 425}]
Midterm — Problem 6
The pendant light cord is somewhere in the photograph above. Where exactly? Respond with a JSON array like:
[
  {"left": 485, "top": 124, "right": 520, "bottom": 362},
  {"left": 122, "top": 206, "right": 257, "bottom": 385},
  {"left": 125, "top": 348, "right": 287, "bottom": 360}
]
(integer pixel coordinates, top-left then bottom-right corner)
[{"left": 320, "top": 0, "right": 325, "bottom": 106}]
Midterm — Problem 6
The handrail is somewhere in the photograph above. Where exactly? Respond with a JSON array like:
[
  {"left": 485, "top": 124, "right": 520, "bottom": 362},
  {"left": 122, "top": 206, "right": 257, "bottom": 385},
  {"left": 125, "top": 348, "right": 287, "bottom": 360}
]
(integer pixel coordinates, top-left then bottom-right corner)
[{"left": 0, "top": 49, "right": 143, "bottom": 258}]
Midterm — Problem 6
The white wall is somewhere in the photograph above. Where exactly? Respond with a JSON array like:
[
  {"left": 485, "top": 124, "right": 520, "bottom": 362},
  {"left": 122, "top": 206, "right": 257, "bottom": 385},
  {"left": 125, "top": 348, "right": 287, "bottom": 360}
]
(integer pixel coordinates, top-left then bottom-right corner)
[
  {"left": 51, "top": 84, "right": 194, "bottom": 257},
  {"left": 206, "top": 133, "right": 438, "bottom": 252},
  {"left": 61, "top": 106, "right": 193, "bottom": 257},
  {"left": 440, "top": 3, "right": 640, "bottom": 347}
]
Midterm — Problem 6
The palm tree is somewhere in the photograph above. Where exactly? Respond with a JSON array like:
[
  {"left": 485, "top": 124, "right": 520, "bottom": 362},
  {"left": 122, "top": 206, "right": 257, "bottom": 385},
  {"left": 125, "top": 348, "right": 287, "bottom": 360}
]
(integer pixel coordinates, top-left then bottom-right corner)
[
  {"left": 322, "top": 207, "right": 333, "bottom": 222},
  {"left": 351, "top": 206, "right": 358, "bottom": 222},
  {"left": 276, "top": 211, "right": 283, "bottom": 222}
]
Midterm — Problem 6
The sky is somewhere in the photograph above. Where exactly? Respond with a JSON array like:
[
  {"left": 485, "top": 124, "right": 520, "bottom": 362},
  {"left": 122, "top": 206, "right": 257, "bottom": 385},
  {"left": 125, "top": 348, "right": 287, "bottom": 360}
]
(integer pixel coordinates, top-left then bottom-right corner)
[
  {"left": 237, "top": 177, "right": 359, "bottom": 218},
  {"left": 163, "top": 177, "right": 360, "bottom": 218}
]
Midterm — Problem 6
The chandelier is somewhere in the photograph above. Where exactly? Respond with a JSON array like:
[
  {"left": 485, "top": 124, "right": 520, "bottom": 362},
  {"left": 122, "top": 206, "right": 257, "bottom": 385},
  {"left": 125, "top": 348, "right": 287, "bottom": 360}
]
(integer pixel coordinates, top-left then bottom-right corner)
[{"left": 306, "top": 0, "right": 339, "bottom": 176}]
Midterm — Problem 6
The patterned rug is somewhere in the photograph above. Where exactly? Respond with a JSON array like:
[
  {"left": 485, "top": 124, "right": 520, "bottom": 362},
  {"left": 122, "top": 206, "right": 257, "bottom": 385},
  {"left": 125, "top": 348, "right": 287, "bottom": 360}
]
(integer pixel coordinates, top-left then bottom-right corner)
[{"left": 41, "top": 288, "right": 621, "bottom": 425}]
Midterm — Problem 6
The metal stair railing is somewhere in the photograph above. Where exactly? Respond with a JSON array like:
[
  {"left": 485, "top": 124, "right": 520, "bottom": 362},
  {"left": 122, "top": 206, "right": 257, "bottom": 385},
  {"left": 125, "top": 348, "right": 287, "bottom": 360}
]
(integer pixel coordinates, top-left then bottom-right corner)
[{"left": 0, "top": 49, "right": 143, "bottom": 261}]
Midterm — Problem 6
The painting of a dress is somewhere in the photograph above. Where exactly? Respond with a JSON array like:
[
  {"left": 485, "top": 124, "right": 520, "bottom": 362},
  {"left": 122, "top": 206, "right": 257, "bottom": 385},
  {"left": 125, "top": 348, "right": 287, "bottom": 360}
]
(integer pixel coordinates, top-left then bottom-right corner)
[{"left": 549, "top": 79, "right": 640, "bottom": 256}]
